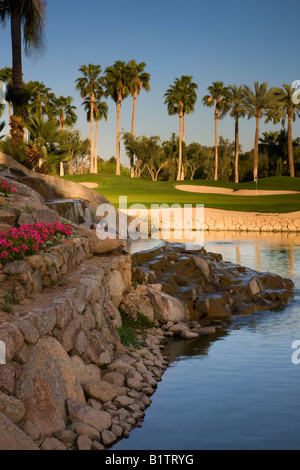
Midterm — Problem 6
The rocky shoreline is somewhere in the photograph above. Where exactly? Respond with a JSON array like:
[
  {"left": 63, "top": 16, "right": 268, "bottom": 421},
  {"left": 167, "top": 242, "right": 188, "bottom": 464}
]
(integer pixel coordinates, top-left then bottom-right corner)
[
  {"left": 39, "top": 317, "right": 218, "bottom": 451},
  {"left": 40, "top": 327, "right": 171, "bottom": 450}
]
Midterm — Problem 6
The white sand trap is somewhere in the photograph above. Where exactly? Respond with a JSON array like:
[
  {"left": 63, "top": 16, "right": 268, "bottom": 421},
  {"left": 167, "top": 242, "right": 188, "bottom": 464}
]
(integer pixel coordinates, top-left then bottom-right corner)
[
  {"left": 79, "top": 182, "right": 99, "bottom": 189},
  {"left": 175, "top": 185, "right": 300, "bottom": 196}
]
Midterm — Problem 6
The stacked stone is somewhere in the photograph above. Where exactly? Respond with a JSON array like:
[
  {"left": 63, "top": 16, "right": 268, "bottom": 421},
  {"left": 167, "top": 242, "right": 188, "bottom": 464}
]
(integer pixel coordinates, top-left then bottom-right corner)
[
  {"left": 0, "top": 237, "right": 93, "bottom": 300},
  {"left": 204, "top": 214, "right": 300, "bottom": 232}
]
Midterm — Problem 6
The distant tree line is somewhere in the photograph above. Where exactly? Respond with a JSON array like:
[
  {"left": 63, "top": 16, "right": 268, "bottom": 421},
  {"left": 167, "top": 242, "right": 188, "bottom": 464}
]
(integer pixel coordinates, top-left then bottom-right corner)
[{"left": 0, "top": 1, "right": 299, "bottom": 180}]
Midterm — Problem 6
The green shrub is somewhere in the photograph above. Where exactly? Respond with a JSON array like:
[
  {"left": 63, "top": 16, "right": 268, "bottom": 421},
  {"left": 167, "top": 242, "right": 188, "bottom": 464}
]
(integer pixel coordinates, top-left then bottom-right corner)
[{"left": 116, "top": 311, "right": 157, "bottom": 347}]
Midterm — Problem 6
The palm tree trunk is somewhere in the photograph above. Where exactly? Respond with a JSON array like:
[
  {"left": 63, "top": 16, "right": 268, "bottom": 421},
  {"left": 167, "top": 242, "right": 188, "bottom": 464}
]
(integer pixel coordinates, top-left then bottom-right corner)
[
  {"left": 94, "top": 119, "right": 99, "bottom": 174},
  {"left": 253, "top": 114, "right": 260, "bottom": 181},
  {"left": 59, "top": 114, "right": 64, "bottom": 131},
  {"left": 10, "top": 10, "right": 23, "bottom": 98},
  {"left": 90, "top": 94, "right": 95, "bottom": 173},
  {"left": 8, "top": 102, "right": 12, "bottom": 136},
  {"left": 10, "top": 8, "right": 23, "bottom": 155},
  {"left": 181, "top": 112, "right": 185, "bottom": 181},
  {"left": 287, "top": 112, "right": 295, "bottom": 177},
  {"left": 116, "top": 93, "right": 122, "bottom": 176},
  {"left": 130, "top": 88, "right": 138, "bottom": 178},
  {"left": 177, "top": 109, "right": 183, "bottom": 181},
  {"left": 131, "top": 88, "right": 137, "bottom": 135},
  {"left": 214, "top": 113, "right": 218, "bottom": 181},
  {"left": 234, "top": 115, "right": 239, "bottom": 183}
]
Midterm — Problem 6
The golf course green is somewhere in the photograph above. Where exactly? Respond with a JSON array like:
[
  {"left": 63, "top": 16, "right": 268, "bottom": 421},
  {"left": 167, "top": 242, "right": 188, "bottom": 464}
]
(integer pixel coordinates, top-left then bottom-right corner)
[{"left": 63, "top": 175, "right": 300, "bottom": 213}]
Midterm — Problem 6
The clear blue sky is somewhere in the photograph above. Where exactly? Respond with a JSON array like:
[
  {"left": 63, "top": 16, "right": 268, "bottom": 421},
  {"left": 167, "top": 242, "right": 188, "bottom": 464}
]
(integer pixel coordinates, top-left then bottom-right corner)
[{"left": 1, "top": 0, "right": 300, "bottom": 167}]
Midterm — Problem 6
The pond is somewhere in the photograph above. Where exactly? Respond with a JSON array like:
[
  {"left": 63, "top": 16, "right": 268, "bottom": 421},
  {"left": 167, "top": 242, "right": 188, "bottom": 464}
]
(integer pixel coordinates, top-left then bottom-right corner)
[{"left": 112, "top": 231, "right": 300, "bottom": 450}]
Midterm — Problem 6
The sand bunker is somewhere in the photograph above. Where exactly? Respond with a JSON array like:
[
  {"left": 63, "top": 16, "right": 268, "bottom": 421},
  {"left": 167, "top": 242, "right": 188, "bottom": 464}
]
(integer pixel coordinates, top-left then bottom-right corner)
[
  {"left": 79, "top": 182, "right": 99, "bottom": 189},
  {"left": 175, "top": 185, "right": 299, "bottom": 196}
]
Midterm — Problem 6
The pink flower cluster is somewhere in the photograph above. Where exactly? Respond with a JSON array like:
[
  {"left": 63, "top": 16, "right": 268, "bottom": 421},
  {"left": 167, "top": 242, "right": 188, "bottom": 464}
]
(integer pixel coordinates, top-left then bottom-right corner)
[
  {"left": 0, "top": 222, "right": 73, "bottom": 265},
  {"left": 0, "top": 179, "right": 16, "bottom": 196}
]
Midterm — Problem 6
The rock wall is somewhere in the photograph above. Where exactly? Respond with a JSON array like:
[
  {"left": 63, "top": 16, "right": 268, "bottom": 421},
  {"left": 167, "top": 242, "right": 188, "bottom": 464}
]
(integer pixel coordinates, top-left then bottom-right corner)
[
  {"left": 0, "top": 254, "right": 132, "bottom": 449},
  {"left": 125, "top": 206, "right": 300, "bottom": 234},
  {"left": 0, "top": 236, "right": 92, "bottom": 299},
  {"left": 204, "top": 211, "right": 300, "bottom": 232}
]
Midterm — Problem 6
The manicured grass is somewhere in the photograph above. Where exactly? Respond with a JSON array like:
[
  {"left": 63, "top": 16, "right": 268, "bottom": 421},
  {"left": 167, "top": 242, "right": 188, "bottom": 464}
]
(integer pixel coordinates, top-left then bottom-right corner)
[
  {"left": 62, "top": 174, "right": 300, "bottom": 213},
  {"left": 177, "top": 176, "right": 300, "bottom": 191}
]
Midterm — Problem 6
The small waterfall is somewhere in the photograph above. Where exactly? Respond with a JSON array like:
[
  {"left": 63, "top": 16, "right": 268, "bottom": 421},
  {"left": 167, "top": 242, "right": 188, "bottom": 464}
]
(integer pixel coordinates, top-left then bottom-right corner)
[
  {"left": 0, "top": 166, "right": 97, "bottom": 227},
  {"left": 45, "top": 198, "right": 97, "bottom": 227}
]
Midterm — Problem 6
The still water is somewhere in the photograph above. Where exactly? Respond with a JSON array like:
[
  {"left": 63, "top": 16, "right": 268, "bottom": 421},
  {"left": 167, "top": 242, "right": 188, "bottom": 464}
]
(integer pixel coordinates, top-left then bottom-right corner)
[{"left": 113, "top": 232, "right": 300, "bottom": 450}]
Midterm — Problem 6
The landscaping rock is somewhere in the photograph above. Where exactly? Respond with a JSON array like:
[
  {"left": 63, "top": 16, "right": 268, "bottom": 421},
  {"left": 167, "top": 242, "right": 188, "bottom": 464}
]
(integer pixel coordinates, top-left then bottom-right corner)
[
  {"left": 70, "top": 423, "right": 100, "bottom": 441},
  {"left": 102, "top": 371, "right": 125, "bottom": 387},
  {"left": 77, "top": 434, "right": 92, "bottom": 450},
  {"left": 55, "top": 429, "right": 77, "bottom": 443},
  {"left": 83, "top": 380, "right": 126, "bottom": 402},
  {"left": 0, "top": 324, "right": 24, "bottom": 361},
  {"left": 0, "top": 210, "right": 15, "bottom": 226},
  {"left": 15, "top": 336, "right": 85, "bottom": 436},
  {"left": 70, "top": 355, "right": 101, "bottom": 385},
  {"left": 106, "top": 270, "right": 125, "bottom": 307},
  {"left": 91, "top": 440, "right": 105, "bottom": 450},
  {"left": 113, "top": 395, "right": 135, "bottom": 408},
  {"left": 101, "top": 429, "right": 117, "bottom": 447},
  {"left": 0, "top": 364, "right": 15, "bottom": 393},
  {"left": 67, "top": 398, "right": 111, "bottom": 432},
  {"left": 85, "top": 330, "right": 113, "bottom": 365},
  {"left": 147, "top": 288, "right": 188, "bottom": 323},
  {"left": 193, "top": 256, "right": 210, "bottom": 279},
  {"left": 0, "top": 391, "right": 26, "bottom": 423},
  {"left": 0, "top": 411, "right": 39, "bottom": 450},
  {"left": 41, "top": 437, "right": 67, "bottom": 451}
]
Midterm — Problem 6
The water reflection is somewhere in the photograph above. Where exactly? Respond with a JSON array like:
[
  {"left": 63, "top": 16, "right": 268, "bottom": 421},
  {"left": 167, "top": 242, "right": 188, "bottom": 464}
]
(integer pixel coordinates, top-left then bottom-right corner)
[
  {"left": 165, "top": 326, "right": 230, "bottom": 363},
  {"left": 131, "top": 231, "right": 300, "bottom": 280},
  {"left": 115, "top": 231, "right": 300, "bottom": 450},
  {"left": 202, "top": 231, "right": 300, "bottom": 282}
]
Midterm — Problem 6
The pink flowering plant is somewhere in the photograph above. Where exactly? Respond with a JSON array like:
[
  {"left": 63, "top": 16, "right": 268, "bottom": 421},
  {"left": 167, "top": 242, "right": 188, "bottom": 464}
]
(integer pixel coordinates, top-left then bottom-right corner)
[
  {"left": 0, "top": 222, "right": 73, "bottom": 265},
  {"left": 0, "top": 179, "right": 16, "bottom": 197}
]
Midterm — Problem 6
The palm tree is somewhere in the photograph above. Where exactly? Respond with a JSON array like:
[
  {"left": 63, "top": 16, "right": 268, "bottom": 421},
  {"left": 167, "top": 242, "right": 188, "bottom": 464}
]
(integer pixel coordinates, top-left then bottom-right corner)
[
  {"left": 0, "top": 1, "right": 46, "bottom": 152},
  {"left": 83, "top": 93, "right": 108, "bottom": 173},
  {"left": 202, "top": 81, "right": 229, "bottom": 181},
  {"left": 25, "top": 112, "right": 61, "bottom": 147},
  {"left": 180, "top": 76, "right": 198, "bottom": 179},
  {"left": 0, "top": 121, "right": 5, "bottom": 139},
  {"left": 26, "top": 80, "right": 52, "bottom": 115},
  {"left": 180, "top": 75, "right": 198, "bottom": 144},
  {"left": 164, "top": 82, "right": 183, "bottom": 181},
  {"left": 227, "top": 85, "right": 247, "bottom": 183},
  {"left": 105, "top": 60, "right": 135, "bottom": 175},
  {"left": 127, "top": 60, "right": 150, "bottom": 177},
  {"left": 274, "top": 84, "right": 300, "bottom": 177},
  {"left": 0, "top": 89, "right": 5, "bottom": 139},
  {"left": 76, "top": 64, "right": 105, "bottom": 174},
  {"left": 53, "top": 95, "right": 77, "bottom": 131},
  {"left": 243, "top": 82, "right": 277, "bottom": 181},
  {"left": 164, "top": 75, "right": 198, "bottom": 181}
]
